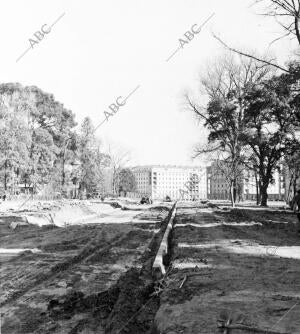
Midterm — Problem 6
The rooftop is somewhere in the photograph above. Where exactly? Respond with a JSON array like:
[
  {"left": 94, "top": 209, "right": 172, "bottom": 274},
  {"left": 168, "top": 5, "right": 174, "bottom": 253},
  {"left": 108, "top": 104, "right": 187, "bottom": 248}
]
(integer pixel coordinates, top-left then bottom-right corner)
[{"left": 130, "top": 165, "right": 206, "bottom": 170}]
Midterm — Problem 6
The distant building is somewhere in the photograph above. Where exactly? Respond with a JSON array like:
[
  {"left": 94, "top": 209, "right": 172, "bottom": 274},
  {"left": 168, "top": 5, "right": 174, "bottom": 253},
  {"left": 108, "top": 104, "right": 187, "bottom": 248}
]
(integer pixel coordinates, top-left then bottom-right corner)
[
  {"left": 243, "top": 168, "right": 285, "bottom": 201},
  {"left": 101, "top": 167, "right": 114, "bottom": 195},
  {"left": 207, "top": 160, "right": 285, "bottom": 201},
  {"left": 131, "top": 165, "right": 207, "bottom": 200},
  {"left": 206, "top": 163, "right": 232, "bottom": 200}
]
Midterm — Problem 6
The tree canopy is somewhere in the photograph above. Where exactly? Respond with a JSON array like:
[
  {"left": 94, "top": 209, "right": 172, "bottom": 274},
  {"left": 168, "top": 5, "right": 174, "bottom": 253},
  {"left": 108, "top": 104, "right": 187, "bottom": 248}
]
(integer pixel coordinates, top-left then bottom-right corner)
[{"left": 0, "top": 83, "right": 111, "bottom": 198}]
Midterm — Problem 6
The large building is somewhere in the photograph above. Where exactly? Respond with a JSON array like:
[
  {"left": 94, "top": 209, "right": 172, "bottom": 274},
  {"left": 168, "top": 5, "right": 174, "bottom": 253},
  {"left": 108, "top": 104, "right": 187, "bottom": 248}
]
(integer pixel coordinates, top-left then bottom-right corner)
[
  {"left": 131, "top": 165, "right": 207, "bottom": 201},
  {"left": 243, "top": 168, "right": 285, "bottom": 201},
  {"left": 206, "top": 163, "right": 231, "bottom": 200},
  {"left": 101, "top": 167, "right": 114, "bottom": 195},
  {"left": 207, "top": 161, "right": 285, "bottom": 201}
]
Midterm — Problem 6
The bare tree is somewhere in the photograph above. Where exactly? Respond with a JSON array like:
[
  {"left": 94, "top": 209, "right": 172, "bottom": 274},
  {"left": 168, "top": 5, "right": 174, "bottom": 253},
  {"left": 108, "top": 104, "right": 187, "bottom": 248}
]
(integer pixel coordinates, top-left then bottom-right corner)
[
  {"left": 212, "top": 1, "right": 300, "bottom": 73},
  {"left": 185, "top": 53, "right": 272, "bottom": 206},
  {"left": 210, "top": 153, "right": 244, "bottom": 206},
  {"left": 200, "top": 53, "right": 274, "bottom": 100},
  {"left": 212, "top": 34, "right": 289, "bottom": 73},
  {"left": 256, "top": 0, "right": 300, "bottom": 46},
  {"left": 107, "top": 144, "right": 131, "bottom": 196}
]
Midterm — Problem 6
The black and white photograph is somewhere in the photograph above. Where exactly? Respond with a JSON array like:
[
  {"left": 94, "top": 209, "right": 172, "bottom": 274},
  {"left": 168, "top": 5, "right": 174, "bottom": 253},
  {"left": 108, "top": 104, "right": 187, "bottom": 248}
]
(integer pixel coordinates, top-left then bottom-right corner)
[{"left": 0, "top": 1, "right": 300, "bottom": 333}]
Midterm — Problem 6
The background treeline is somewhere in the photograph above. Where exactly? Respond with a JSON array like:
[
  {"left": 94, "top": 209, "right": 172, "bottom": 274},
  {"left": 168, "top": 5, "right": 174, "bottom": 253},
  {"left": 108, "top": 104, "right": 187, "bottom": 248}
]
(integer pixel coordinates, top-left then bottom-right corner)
[{"left": 0, "top": 83, "right": 135, "bottom": 199}]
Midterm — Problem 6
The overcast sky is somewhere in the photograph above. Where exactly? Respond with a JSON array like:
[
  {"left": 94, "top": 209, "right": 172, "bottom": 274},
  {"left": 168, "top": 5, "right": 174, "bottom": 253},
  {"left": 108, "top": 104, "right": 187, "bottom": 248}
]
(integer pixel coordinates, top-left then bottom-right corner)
[{"left": 0, "top": 0, "right": 297, "bottom": 166}]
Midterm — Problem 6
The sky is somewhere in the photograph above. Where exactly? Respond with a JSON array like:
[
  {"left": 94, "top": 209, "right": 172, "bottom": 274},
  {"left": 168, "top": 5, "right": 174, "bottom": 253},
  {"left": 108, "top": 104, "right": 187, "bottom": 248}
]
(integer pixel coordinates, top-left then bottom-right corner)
[{"left": 0, "top": 0, "right": 297, "bottom": 166}]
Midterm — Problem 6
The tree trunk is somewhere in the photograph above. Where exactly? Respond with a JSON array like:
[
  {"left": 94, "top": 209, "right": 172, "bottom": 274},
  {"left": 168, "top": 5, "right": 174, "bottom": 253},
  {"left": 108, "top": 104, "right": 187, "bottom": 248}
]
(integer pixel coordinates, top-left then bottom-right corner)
[
  {"left": 260, "top": 183, "right": 268, "bottom": 207},
  {"left": 230, "top": 181, "right": 235, "bottom": 207},
  {"left": 294, "top": 15, "right": 300, "bottom": 47},
  {"left": 4, "top": 160, "right": 7, "bottom": 191},
  {"left": 62, "top": 155, "right": 66, "bottom": 187},
  {"left": 255, "top": 172, "right": 260, "bottom": 205},
  {"left": 233, "top": 183, "right": 237, "bottom": 203}
]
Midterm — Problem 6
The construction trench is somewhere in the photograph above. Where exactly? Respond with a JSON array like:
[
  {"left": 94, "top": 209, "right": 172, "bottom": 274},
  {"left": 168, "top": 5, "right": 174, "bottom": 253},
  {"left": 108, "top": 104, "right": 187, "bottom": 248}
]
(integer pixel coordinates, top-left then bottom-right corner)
[
  {"left": 45, "top": 203, "right": 178, "bottom": 334},
  {"left": 91, "top": 202, "right": 300, "bottom": 334},
  {"left": 1, "top": 201, "right": 300, "bottom": 333}
]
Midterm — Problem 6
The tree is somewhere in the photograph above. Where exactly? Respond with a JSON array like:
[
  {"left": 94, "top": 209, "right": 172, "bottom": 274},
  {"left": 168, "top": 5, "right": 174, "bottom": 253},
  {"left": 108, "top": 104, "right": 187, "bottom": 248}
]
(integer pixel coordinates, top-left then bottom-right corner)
[
  {"left": 0, "top": 83, "right": 118, "bottom": 199},
  {"left": 242, "top": 62, "right": 300, "bottom": 206},
  {"left": 255, "top": 0, "right": 300, "bottom": 47},
  {"left": 29, "top": 128, "right": 56, "bottom": 193},
  {"left": 285, "top": 146, "right": 300, "bottom": 205},
  {"left": 50, "top": 103, "right": 77, "bottom": 189},
  {"left": 77, "top": 117, "right": 108, "bottom": 197},
  {"left": 0, "top": 84, "right": 32, "bottom": 193},
  {"left": 211, "top": 157, "right": 245, "bottom": 203},
  {"left": 0, "top": 83, "right": 78, "bottom": 197},
  {"left": 243, "top": 152, "right": 262, "bottom": 204},
  {"left": 117, "top": 168, "right": 136, "bottom": 196},
  {"left": 107, "top": 144, "right": 131, "bottom": 195},
  {"left": 185, "top": 53, "right": 272, "bottom": 206},
  {"left": 213, "top": 1, "right": 300, "bottom": 73},
  {"left": 0, "top": 113, "right": 30, "bottom": 193}
]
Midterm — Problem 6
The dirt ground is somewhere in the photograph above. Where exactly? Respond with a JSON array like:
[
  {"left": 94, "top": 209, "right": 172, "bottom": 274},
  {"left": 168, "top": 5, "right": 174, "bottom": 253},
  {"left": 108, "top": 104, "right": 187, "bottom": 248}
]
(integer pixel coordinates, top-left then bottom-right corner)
[
  {"left": 154, "top": 204, "right": 300, "bottom": 334},
  {"left": 2, "top": 200, "right": 300, "bottom": 334},
  {"left": 0, "top": 201, "right": 170, "bottom": 334}
]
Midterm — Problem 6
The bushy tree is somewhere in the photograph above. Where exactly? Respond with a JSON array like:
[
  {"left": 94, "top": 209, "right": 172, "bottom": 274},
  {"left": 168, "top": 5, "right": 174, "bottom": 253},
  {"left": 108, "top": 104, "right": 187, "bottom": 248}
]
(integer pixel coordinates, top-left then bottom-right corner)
[
  {"left": 0, "top": 113, "right": 30, "bottom": 193},
  {"left": 0, "top": 83, "right": 114, "bottom": 198},
  {"left": 77, "top": 117, "right": 108, "bottom": 197},
  {"left": 242, "top": 62, "right": 300, "bottom": 205},
  {"left": 117, "top": 168, "right": 136, "bottom": 196}
]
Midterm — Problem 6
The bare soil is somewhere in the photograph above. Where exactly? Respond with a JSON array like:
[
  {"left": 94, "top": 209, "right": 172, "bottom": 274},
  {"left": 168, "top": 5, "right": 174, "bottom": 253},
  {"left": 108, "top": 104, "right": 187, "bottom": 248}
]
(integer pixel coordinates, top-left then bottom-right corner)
[
  {"left": 0, "top": 202, "right": 170, "bottom": 334},
  {"left": 154, "top": 204, "right": 300, "bottom": 334},
  {"left": 4, "top": 201, "right": 299, "bottom": 334}
]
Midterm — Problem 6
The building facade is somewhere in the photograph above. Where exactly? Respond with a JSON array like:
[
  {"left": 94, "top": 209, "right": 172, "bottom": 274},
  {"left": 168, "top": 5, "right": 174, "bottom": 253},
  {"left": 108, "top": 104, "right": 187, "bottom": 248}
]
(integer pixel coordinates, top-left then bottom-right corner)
[
  {"left": 206, "top": 164, "right": 230, "bottom": 200},
  {"left": 243, "top": 168, "right": 285, "bottom": 201},
  {"left": 131, "top": 165, "right": 207, "bottom": 201},
  {"left": 102, "top": 167, "right": 114, "bottom": 195},
  {"left": 207, "top": 161, "right": 285, "bottom": 201}
]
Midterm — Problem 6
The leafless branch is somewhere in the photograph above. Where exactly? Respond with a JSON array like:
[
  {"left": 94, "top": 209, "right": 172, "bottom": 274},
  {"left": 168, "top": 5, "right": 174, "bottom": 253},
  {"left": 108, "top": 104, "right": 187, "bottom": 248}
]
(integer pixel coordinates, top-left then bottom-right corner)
[{"left": 212, "top": 33, "right": 290, "bottom": 73}]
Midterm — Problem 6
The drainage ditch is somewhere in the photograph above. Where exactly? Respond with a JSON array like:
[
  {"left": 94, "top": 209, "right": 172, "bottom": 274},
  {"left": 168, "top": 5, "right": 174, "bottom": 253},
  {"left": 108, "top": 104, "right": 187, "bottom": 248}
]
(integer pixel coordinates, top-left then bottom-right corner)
[{"left": 47, "top": 203, "right": 177, "bottom": 334}]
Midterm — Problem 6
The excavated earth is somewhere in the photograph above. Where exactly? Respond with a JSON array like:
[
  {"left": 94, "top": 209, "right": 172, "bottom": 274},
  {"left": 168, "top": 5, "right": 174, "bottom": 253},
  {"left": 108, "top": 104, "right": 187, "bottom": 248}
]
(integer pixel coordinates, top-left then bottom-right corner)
[
  {"left": 0, "top": 201, "right": 172, "bottom": 334},
  {"left": 2, "top": 200, "right": 300, "bottom": 334}
]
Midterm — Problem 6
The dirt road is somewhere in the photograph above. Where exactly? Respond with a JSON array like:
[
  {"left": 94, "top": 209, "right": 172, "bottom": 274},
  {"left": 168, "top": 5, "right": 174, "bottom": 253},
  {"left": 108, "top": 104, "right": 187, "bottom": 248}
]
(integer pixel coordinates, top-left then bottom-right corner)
[{"left": 154, "top": 203, "right": 300, "bottom": 334}]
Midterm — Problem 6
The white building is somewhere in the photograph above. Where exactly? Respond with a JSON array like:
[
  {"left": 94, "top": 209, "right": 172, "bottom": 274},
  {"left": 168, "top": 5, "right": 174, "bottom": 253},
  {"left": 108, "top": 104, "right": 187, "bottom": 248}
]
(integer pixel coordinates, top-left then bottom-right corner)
[
  {"left": 207, "top": 160, "right": 285, "bottom": 201},
  {"left": 243, "top": 168, "right": 285, "bottom": 201},
  {"left": 131, "top": 165, "right": 207, "bottom": 201}
]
